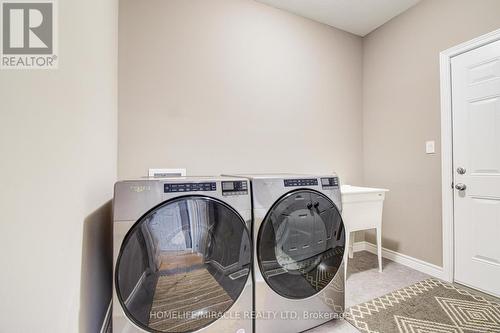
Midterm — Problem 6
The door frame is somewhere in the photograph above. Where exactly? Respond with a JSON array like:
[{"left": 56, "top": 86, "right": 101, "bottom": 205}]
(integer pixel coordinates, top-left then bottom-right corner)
[{"left": 439, "top": 28, "right": 500, "bottom": 283}]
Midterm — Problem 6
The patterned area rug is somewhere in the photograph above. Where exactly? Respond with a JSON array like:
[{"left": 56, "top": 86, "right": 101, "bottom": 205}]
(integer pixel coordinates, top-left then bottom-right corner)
[
  {"left": 149, "top": 268, "right": 233, "bottom": 332},
  {"left": 346, "top": 278, "right": 500, "bottom": 333}
]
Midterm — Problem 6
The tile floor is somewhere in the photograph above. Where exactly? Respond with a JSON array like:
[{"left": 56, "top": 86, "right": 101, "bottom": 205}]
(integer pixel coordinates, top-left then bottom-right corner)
[{"left": 306, "top": 251, "right": 431, "bottom": 332}]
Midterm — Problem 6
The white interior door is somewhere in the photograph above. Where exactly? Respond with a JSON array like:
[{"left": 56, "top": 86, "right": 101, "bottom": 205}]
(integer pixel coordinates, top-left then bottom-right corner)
[{"left": 451, "top": 39, "right": 500, "bottom": 297}]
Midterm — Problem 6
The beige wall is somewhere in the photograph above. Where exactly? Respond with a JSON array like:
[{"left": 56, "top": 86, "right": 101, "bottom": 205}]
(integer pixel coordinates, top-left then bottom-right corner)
[
  {"left": 9, "top": 0, "right": 500, "bottom": 330},
  {"left": 0, "top": 0, "right": 117, "bottom": 332},
  {"left": 363, "top": 0, "right": 500, "bottom": 266},
  {"left": 119, "top": 0, "right": 363, "bottom": 185}
]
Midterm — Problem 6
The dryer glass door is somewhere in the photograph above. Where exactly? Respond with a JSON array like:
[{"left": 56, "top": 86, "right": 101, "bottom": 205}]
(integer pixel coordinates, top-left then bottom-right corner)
[
  {"left": 115, "top": 196, "right": 251, "bottom": 332},
  {"left": 258, "top": 189, "right": 345, "bottom": 299}
]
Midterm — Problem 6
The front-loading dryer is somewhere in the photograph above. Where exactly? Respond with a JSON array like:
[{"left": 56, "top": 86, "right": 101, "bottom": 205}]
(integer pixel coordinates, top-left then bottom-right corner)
[
  {"left": 112, "top": 176, "right": 253, "bottom": 333},
  {"left": 225, "top": 174, "right": 346, "bottom": 333}
]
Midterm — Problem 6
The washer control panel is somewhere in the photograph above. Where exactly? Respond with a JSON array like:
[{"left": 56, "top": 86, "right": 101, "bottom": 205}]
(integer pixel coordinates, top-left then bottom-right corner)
[
  {"left": 321, "top": 177, "right": 339, "bottom": 188},
  {"left": 284, "top": 178, "right": 318, "bottom": 187},
  {"left": 164, "top": 182, "right": 216, "bottom": 193},
  {"left": 222, "top": 181, "right": 248, "bottom": 196}
]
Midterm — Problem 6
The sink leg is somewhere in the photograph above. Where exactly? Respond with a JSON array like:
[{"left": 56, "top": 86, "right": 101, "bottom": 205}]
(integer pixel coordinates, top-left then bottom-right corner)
[{"left": 377, "top": 227, "right": 383, "bottom": 272}]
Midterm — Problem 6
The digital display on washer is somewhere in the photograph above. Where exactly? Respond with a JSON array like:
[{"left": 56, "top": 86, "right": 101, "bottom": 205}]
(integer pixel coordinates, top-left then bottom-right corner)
[
  {"left": 321, "top": 177, "right": 339, "bottom": 188},
  {"left": 164, "top": 182, "right": 216, "bottom": 193},
  {"left": 222, "top": 181, "right": 248, "bottom": 196},
  {"left": 283, "top": 178, "right": 318, "bottom": 187}
]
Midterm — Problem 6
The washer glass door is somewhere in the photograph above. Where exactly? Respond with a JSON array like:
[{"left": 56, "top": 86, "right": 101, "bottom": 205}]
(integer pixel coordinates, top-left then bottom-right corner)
[
  {"left": 115, "top": 196, "right": 251, "bottom": 333},
  {"left": 258, "top": 190, "right": 345, "bottom": 299}
]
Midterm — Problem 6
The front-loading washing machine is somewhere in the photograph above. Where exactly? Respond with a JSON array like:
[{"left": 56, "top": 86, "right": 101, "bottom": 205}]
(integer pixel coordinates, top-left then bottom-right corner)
[
  {"left": 225, "top": 174, "right": 346, "bottom": 333},
  {"left": 112, "top": 176, "right": 253, "bottom": 333}
]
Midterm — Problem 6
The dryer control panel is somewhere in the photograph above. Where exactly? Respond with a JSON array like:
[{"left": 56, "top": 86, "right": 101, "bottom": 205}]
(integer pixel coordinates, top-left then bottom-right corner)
[
  {"left": 284, "top": 178, "right": 318, "bottom": 187},
  {"left": 222, "top": 180, "right": 248, "bottom": 196},
  {"left": 164, "top": 182, "right": 216, "bottom": 193},
  {"left": 321, "top": 177, "right": 339, "bottom": 188}
]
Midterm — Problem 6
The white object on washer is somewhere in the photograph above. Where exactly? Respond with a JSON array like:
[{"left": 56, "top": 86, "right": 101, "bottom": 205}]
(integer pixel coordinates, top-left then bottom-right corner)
[
  {"left": 148, "top": 168, "right": 186, "bottom": 177},
  {"left": 341, "top": 185, "right": 389, "bottom": 274}
]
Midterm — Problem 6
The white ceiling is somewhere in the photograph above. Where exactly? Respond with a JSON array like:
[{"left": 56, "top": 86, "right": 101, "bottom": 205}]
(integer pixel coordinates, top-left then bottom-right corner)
[{"left": 255, "top": 0, "right": 421, "bottom": 36}]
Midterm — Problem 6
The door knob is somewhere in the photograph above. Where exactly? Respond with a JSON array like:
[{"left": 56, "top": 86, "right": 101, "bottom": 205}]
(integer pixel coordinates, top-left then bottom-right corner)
[
  {"left": 457, "top": 167, "right": 466, "bottom": 175},
  {"left": 455, "top": 183, "right": 467, "bottom": 191}
]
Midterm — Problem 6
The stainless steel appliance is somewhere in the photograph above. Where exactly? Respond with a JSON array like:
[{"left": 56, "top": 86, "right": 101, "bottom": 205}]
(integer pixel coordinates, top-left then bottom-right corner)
[
  {"left": 225, "top": 174, "right": 346, "bottom": 333},
  {"left": 112, "top": 176, "right": 253, "bottom": 333}
]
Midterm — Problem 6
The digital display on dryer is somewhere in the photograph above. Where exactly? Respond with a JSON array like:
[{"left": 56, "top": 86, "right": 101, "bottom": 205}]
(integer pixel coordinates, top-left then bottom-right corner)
[
  {"left": 321, "top": 177, "right": 339, "bottom": 188},
  {"left": 222, "top": 181, "right": 248, "bottom": 196}
]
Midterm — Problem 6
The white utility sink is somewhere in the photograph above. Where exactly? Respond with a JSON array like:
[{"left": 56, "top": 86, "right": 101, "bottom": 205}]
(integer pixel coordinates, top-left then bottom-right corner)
[{"left": 341, "top": 185, "right": 389, "bottom": 273}]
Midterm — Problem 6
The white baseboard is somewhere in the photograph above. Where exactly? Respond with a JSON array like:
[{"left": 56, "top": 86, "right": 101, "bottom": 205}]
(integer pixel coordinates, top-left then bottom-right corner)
[
  {"left": 352, "top": 241, "right": 369, "bottom": 254},
  {"left": 352, "top": 241, "right": 449, "bottom": 281}
]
